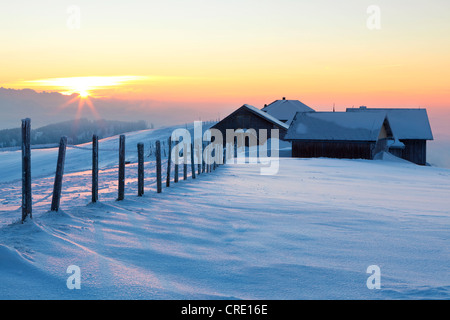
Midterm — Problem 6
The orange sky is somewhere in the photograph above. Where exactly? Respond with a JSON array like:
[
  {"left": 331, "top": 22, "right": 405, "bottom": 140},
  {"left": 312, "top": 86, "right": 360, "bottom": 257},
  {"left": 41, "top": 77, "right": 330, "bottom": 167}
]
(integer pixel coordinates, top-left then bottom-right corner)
[{"left": 1, "top": 1, "right": 449, "bottom": 123}]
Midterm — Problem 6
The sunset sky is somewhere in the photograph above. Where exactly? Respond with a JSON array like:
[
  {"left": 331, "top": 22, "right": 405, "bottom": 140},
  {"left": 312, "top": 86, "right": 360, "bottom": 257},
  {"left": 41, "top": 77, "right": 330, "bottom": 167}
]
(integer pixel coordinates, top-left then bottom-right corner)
[{"left": 0, "top": 0, "right": 449, "bottom": 132}]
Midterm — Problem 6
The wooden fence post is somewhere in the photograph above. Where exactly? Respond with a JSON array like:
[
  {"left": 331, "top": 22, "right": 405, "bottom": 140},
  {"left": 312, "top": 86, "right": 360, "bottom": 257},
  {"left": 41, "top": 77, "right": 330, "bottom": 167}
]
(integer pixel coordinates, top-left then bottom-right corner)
[
  {"left": 202, "top": 143, "right": 206, "bottom": 173},
  {"left": 156, "top": 140, "right": 162, "bottom": 193},
  {"left": 174, "top": 144, "right": 179, "bottom": 183},
  {"left": 209, "top": 147, "right": 212, "bottom": 172},
  {"left": 223, "top": 147, "right": 226, "bottom": 166},
  {"left": 206, "top": 150, "right": 210, "bottom": 173},
  {"left": 190, "top": 142, "right": 196, "bottom": 179},
  {"left": 197, "top": 142, "right": 201, "bottom": 176},
  {"left": 51, "top": 136, "right": 68, "bottom": 212},
  {"left": 166, "top": 137, "right": 172, "bottom": 187},
  {"left": 21, "top": 118, "right": 32, "bottom": 222},
  {"left": 163, "top": 140, "right": 167, "bottom": 157},
  {"left": 117, "top": 135, "right": 125, "bottom": 201},
  {"left": 92, "top": 134, "right": 99, "bottom": 203},
  {"left": 209, "top": 154, "right": 212, "bottom": 172},
  {"left": 138, "top": 143, "right": 144, "bottom": 196},
  {"left": 183, "top": 147, "right": 188, "bottom": 180}
]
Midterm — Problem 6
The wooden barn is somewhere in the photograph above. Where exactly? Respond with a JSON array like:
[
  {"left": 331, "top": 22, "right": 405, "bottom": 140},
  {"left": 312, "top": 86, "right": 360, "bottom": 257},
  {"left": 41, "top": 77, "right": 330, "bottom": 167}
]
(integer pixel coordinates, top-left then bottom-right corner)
[
  {"left": 212, "top": 104, "right": 289, "bottom": 146},
  {"left": 284, "top": 112, "right": 399, "bottom": 160},
  {"left": 261, "top": 97, "right": 315, "bottom": 125},
  {"left": 346, "top": 107, "right": 433, "bottom": 165}
]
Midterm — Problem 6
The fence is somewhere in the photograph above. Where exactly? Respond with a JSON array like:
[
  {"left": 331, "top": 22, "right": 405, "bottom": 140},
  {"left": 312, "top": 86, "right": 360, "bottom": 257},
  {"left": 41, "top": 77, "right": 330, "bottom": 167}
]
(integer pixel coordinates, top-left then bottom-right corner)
[{"left": 18, "top": 119, "right": 225, "bottom": 223}]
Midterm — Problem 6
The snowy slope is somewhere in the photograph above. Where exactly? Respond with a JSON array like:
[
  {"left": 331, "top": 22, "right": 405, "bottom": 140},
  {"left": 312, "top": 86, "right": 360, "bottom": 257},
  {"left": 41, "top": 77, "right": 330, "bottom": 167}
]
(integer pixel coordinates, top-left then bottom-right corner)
[
  {"left": 0, "top": 124, "right": 194, "bottom": 184},
  {"left": 0, "top": 123, "right": 211, "bottom": 216},
  {"left": 0, "top": 126, "right": 449, "bottom": 299}
]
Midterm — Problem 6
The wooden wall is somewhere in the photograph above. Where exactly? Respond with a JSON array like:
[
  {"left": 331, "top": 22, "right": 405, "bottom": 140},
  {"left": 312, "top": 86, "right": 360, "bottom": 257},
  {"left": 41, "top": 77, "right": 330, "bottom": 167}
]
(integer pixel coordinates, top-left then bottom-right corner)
[
  {"left": 292, "top": 140, "right": 375, "bottom": 160},
  {"left": 398, "top": 139, "right": 427, "bottom": 165},
  {"left": 387, "top": 140, "right": 427, "bottom": 165},
  {"left": 292, "top": 139, "right": 427, "bottom": 165}
]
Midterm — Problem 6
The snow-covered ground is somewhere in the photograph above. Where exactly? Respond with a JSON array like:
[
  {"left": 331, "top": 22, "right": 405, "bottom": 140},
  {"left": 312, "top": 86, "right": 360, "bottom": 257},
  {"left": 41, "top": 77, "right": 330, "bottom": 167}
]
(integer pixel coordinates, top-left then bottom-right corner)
[{"left": 0, "top": 126, "right": 449, "bottom": 299}]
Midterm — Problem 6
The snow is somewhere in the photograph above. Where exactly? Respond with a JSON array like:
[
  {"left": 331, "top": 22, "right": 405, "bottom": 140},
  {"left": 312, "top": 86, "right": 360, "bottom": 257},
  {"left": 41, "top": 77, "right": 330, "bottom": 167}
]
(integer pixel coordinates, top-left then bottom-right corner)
[
  {"left": 347, "top": 108, "right": 434, "bottom": 140},
  {"left": 373, "top": 152, "right": 415, "bottom": 165},
  {"left": 242, "top": 104, "right": 289, "bottom": 130},
  {"left": 0, "top": 126, "right": 449, "bottom": 299},
  {"left": 261, "top": 100, "right": 315, "bottom": 126},
  {"left": 0, "top": 124, "right": 191, "bottom": 184},
  {"left": 285, "top": 112, "right": 387, "bottom": 141}
]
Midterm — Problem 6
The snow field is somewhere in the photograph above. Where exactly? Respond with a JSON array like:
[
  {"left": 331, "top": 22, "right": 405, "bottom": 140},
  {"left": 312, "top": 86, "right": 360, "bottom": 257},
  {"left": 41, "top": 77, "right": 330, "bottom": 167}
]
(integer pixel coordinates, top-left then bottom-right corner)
[{"left": 0, "top": 126, "right": 449, "bottom": 299}]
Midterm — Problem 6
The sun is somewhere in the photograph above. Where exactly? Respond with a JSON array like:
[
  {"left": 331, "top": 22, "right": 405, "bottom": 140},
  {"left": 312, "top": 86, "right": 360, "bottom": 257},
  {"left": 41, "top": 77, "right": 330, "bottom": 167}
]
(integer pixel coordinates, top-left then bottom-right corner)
[
  {"left": 78, "top": 89, "right": 90, "bottom": 98},
  {"left": 72, "top": 83, "right": 91, "bottom": 98},
  {"left": 21, "top": 76, "right": 149, "bottom": 98}
]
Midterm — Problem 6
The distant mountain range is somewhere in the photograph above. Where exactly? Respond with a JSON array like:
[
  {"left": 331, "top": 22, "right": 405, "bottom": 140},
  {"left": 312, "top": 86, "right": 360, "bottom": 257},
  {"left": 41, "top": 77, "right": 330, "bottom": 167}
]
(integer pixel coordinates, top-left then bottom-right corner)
[
  {"left": 0, "top": 118, "right": 150, "bottom": 148},
  {"left": 0, "top": 87, "right": 223, "bottom": 131}
]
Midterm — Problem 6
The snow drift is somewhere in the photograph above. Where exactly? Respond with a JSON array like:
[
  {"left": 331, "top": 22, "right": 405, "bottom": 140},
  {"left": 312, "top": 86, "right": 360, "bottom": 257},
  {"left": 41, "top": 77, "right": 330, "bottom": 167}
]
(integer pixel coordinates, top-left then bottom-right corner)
[{"left": 0, "top": 126, "right": 449, "bottom": 299}]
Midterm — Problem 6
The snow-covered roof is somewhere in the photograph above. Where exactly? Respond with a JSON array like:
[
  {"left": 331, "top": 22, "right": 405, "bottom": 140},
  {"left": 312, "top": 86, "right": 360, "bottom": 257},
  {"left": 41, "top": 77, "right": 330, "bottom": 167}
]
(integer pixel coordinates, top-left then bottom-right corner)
[
  {"left": 284, "top": 112, "right": 388, "bottom": 141},
  {"left": 261, "top": 99, "right": 315, "bottom": 126},
  {"left": 346, "top": 107, "right": 433, "bottom": 140},
  {"left": 242, "top": 104, "right": 290, "bottom": 130}
]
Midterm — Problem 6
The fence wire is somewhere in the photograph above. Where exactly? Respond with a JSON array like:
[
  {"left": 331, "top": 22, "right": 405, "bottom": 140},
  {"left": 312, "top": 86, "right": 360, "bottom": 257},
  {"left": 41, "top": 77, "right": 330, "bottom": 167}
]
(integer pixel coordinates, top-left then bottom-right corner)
[{"left": 1, "top": 134, "right": 222, "bottom": 218}]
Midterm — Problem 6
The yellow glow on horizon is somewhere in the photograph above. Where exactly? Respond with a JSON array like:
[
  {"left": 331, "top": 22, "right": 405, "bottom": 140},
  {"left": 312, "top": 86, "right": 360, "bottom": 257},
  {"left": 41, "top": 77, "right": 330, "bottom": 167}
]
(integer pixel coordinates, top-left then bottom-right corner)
[
  {"left": 78, "top": 90, "right": 90, "bottom": 98},
  {"left": 20, "top": 76, "right": 149, "bottom": 98},
  {"left": 0, "top": 1, "right": 448, "bottom": 113}
]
